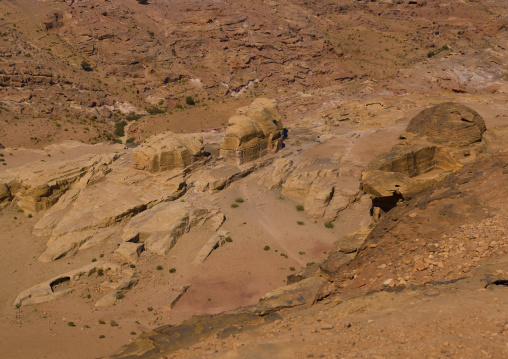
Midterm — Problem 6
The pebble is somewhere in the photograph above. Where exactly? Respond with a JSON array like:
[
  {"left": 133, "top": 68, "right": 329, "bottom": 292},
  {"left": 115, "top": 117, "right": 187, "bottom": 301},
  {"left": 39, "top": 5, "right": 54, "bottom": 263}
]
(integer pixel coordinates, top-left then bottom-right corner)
[
  {"left": 383, "top": 278, "right": 393, "bottom": 286},
  {"left": 320, "top": 323, "right": 334, "bottom": 330}
]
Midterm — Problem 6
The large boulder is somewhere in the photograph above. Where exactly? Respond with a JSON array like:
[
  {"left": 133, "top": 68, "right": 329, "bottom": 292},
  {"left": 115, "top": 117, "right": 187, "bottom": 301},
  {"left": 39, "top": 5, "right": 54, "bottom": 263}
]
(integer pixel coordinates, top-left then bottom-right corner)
[
  {"left": 406, "top": 102, "right": 486, "bottom": 147},
  {"left": 220, "top": 98, "right": 283, "bottom": 165},
  {"left": 133, "top": 132, "right": 204, "bottom": 173},
  {"left": 361, "top": 103, "right": 487, "bottom": 216}
]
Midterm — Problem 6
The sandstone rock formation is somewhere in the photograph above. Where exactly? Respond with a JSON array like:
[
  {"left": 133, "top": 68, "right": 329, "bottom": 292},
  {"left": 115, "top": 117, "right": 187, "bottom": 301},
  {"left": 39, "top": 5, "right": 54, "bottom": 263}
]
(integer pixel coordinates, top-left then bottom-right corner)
[
  {"left": 406, "top": 102, "right": 486, "bottom": 147},
  {"left": 0, "top": 152, "right": 120, "bottom": 213},
  {"left": 0, "top": 183, "right": 12, "bottom": 208},
  {"left": 191, "top": 160, "right": 272, "bottom": 193},
  {"left": 361, "top": 102, "right": 487, "bottom": 215},
  {"left": 38, "top": 227, "right": 117, "bottom": 263},
  {"left": 95, "top": 270, "right": 139, "bottom": 307},
  {"left": 193, "top": 229, "right": 229, "bottom": 264},
  {"left": 122, "top": 201, "right": 225, "bottom": 256},
  {"left": 220, "top": 98, "right": 283, "bottom": 165},
  {"left": 164, "top": 286, "right": 191, "bottom": 310},
  {"left": 14, "top": 262, "right": 121, "bottom": 307},
  {"left": 361, "top": 145, "right": 462, "bottom": 212},
  {"left": 133, "top": 132, "right": 204, "bottom": 173},
  {"left": 114, "top": 242, "right": 144, "bottom": 264},
  {"left": 33, "top": 159, "right": 187, "bottom": 261},
  {"left": 281, "top": 168, "right": 359, "bottom": 220},
  {"left": 320, "top": 152, "right": 508, "bottom": 299}
]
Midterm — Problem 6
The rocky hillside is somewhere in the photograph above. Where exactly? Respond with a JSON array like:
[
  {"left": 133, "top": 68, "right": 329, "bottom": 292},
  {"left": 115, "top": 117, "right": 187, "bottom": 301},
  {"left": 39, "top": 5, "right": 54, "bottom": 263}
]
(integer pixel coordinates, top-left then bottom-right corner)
[
  {"left": 1, "top": 0, "right": 507, "bottom": 148},
  {"left": 0, "top": 1, "right": 507, "bottom": 358}
]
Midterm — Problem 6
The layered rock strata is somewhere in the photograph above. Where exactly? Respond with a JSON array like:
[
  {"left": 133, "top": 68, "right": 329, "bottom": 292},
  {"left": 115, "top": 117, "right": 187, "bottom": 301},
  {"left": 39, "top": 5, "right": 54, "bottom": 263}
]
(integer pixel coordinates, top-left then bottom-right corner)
[
  {"left": 220, "top": 98, "right": 283, "bottom": 165},
  {"left": 133, "top": 132, "right": 204, "bottom": 173},
  {"left": 361, "top": 102, "right": 487, "bottom": 214}
]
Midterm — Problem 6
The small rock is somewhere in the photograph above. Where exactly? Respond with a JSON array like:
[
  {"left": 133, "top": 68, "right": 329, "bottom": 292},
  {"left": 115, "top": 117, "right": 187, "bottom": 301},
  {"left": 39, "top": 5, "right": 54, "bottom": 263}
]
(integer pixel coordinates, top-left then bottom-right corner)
[
  {"left": 320, "top": 323, "right": 334, "bottom": 330},
  {"left": 355, "top": 280, "right": 366, "bottom": 288},
  {"left": 383, "top": 278, "right": 394, "bottom": 286}
]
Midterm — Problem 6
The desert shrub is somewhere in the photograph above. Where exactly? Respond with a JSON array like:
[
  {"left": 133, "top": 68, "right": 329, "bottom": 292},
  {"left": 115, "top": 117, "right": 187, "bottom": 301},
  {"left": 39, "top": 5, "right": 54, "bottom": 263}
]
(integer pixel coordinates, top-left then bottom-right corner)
[
  {"left": 126, "top": 137, "right": 135, "bottom": 143},
  {"left": 297, "top": 221, "right": 304, "bottom": 225},
  {"left": 80, "top": 60, "right": 92, "bottom": 71},
  {"left": 125, "top": 113, "right": 142, "bottom": 121},
  {"left": 114, "top": 121, "right": 127, "bottom": 136},
  {"left": 169, "top": 267, "right": 176, "bottom": 273},
  {"left": 230, "top": 203, "right": 239, "bottom": 208},
  {"left": 427, "top": 45, "right": 450, "bottom": 58},
  {"left": 146, "top": 106, "right": 165, "bottom": 115},
  {"left": 235, "top": 197, "right": 244, "bottom": 203},
  {"left": 225, "top": 237, "right": 233, "bottom": 243},
  {"left": 296, "top": 204, "right": 304, "bottom": 212},
  {"left": 324, "top": 221, "right": 334, "bottom": 229},
  {"left": 137, "top": 0, "right": 149, "bottom": 4},
  {"left": 263, "top": 245, "right": 270, "bottom": 251},
  {"left": 185, "top": 96, "right": 195, "bottom": 106}
]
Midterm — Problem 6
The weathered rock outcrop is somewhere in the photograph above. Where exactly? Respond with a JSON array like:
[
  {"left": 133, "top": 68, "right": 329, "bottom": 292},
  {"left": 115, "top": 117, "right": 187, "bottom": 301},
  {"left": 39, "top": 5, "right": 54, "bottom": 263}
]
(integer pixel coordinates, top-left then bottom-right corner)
[
  {"left": 122, "top": 201, "right": 225, "bottom": 255},
  {"left": 114, "top": 242, "right": 144, "bottom": 264},
  {"left": 361, "top": 103, "right": 486, "bottom": 214},
  {"left": 133, "top": 132, "right": 204, "bottom": 173},
  {"left": 193, "top": 229, "right": 229, "bottom": 264},
  {"left": 95, "top": 270, "right": 139, "bottom": 307},
  {"left": 14, "top": 262, "right": 121, "bottom": 307},
  {"left": 406, "top": 102, "right": 486, "bottom": 147},
  {"left": 38, "top": 227, "right": 117, "bottom": 263},
  {"left": 0, "top": 182, "right": 12, "bottom": 208},
  {"left": 0, "top": 152, "right": 119, "bottom": 213},
  {"left": 361, "top": 145, "right": 462, "bottom": 212},
  {"left": 33, "top": 160, "right": 187, "bottom": 261},
  {"left": 319, "top": 153, "right": 508, "bottom": 299},
  {"left": 282, "top": 168, "right": 360, "bottom": 220},
  {"left": 220, "top": 98, "right": 283, "bottom": 165}
]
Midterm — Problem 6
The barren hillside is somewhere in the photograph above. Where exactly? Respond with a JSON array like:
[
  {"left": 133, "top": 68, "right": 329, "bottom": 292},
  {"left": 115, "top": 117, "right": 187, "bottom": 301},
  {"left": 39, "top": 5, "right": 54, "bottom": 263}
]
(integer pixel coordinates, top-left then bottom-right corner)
[{"left": 0, "top": 1, "right": 507, "bottom": 358}]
